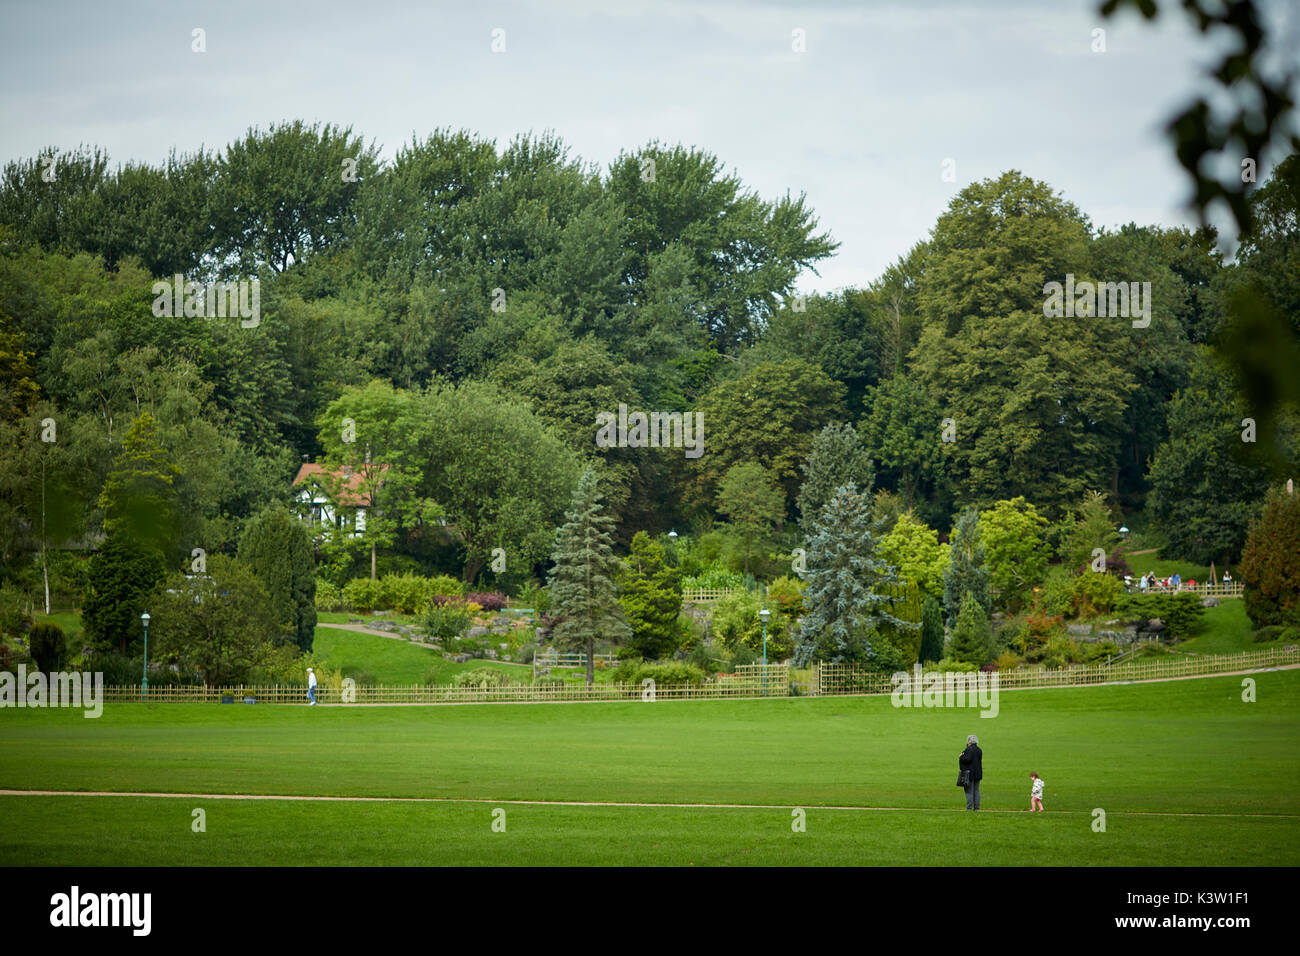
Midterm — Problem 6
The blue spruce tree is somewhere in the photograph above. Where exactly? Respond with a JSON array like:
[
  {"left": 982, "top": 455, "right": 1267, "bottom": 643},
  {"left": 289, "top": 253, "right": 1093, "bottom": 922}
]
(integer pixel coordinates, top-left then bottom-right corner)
[{"left": 796, "top": 483, "right": 917, "bottom": 666}]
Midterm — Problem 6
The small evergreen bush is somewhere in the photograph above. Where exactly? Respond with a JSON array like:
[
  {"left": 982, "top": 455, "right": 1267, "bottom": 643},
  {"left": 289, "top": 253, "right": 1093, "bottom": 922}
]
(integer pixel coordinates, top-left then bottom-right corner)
[
  {"left": 28, "top": 621, "right": 67, "bottom": 672},
  {"left": 610, "top": 661, "right": 708, "bottom": 686},
  {"left": 451, "top": 667, "right": 518, "bottom": 689},
  {"left": 1071, "top": 571, "right": 1123, "bottom": 616}
]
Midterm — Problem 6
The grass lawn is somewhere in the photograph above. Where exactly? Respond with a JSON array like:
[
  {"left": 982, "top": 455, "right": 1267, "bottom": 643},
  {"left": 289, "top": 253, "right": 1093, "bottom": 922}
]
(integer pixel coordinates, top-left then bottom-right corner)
[
  {"left": 2, "top": 669, "right": 1297, "bottom": 865},
  {"left": 1, "top": 794, "right": 1287, "bottom": 866},
  {"left": 311, "top": 626, "right": 613, "bottom": 686},
  {"left": 311, "top": 626, "right": 526, "bottom": 685},
  {"left": 1175, "top": 601, "right": 1280, "bottom": 655},
  {"left": 1125, "top": 551, "right": 1213, "bottom": 583},
  {"left": 33, "top": 611, "right": 83, "bottom": 643}
]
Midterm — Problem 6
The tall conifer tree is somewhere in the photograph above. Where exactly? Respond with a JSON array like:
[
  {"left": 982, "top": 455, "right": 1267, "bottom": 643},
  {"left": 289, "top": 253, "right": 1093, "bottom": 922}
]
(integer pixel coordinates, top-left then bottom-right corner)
[
  {"left": 948, "top": 590, "right": 992, "bottom": 666},
  {"left": 238, "top": 503, "right": 318, "bottom": 652},
  {"left": 796, "top": 483, "right": 913, "bottom": 664},
  {"left": 548, "top": 468, "right": 630, "bottom": 687},
  {"left": 797, "top": 423, "right": 874, "bottom": 526},
  {"left": 943, "top": 508, "right": 991, "bottom": 627}
]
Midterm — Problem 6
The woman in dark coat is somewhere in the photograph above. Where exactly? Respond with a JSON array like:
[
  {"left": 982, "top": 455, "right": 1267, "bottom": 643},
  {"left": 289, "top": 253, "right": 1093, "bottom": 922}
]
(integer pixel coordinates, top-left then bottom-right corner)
[{"left": 959, "top": 734, "right": 983, "bottom": 810}]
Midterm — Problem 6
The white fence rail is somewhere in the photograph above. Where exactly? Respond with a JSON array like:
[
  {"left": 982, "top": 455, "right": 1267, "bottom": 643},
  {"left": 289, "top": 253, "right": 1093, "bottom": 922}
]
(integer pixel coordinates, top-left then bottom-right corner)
[
  {"left": 815, "top": 645, "right": 1298, "bottom": 695},
  {"left": 532, "top": 651, "right": 621, "bottom": 667}
]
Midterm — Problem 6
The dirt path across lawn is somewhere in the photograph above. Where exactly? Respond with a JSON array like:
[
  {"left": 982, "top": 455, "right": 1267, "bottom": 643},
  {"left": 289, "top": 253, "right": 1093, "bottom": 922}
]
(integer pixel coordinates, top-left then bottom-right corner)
[
  {"left": 325, "top": 622, "right": 433, "bottom": 643},
  {"left": 1, "top": 789, "right": 1295, "bottom": 818}
]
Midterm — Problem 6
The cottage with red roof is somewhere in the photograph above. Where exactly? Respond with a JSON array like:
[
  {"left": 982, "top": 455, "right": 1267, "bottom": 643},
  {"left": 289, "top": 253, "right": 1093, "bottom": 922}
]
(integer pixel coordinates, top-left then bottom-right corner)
[{"left": 292, "top": 460, "right": 390, "bottom": 539}]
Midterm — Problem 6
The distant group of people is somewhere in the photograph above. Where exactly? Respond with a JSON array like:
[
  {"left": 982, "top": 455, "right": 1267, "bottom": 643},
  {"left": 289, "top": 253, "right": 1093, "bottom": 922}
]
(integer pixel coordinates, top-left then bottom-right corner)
[
  {"left": 1127, "top": 570, "right": 1232, "bottom": 593},
  {"left": 1136, "top": 570, "right": 1185, "bottom": 591},
  {"left": 956, "top": 735, "right": 1046, "bottom": 813}
]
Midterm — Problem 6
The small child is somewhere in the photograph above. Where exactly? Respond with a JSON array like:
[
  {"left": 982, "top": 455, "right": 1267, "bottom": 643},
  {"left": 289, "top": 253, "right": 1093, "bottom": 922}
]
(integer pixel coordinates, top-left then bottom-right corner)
[{"left": 1029, "top": 772, "right": 1045, "bottom": 812}]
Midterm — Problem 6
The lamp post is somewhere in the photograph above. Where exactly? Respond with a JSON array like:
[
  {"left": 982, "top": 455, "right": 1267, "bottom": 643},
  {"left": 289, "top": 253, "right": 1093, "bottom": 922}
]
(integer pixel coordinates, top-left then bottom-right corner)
[
  {"left": 759, "top": 607, "right": 770, "bottom": 696},
  {"left": 140, "top": 611, "right": 150, "bottom": 700}
]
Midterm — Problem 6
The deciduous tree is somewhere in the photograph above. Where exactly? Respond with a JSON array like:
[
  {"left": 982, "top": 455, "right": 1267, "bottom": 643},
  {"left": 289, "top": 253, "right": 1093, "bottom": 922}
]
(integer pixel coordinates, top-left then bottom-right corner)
[
  {"left": 1238, "top": 485, "right": 1300, "bottom": 629},
  {"left": 717, "top": 462, "right": 784, "bottom": 574},
  {"left": 979, "top": 497, "right": 1050, "bottom": 611},
  {"left": 149, "top": 555, "right": 285, "bottom": 685}
]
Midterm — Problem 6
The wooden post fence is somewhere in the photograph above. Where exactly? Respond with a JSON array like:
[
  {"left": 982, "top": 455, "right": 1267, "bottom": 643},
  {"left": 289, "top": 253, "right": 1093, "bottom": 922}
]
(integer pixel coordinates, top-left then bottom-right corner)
[{"left": 93, "top": 647, "right": 1295, "bottom": 705}]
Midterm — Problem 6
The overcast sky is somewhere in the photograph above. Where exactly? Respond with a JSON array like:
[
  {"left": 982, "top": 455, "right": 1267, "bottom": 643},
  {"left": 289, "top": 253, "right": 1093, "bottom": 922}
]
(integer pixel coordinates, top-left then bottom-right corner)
[{"left": 3, "top": 0, "right": 1297, "bottom": 293}]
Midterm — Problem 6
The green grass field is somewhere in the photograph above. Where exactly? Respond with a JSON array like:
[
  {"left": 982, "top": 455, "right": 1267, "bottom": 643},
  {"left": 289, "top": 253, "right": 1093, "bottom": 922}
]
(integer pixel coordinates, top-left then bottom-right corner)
[
  {"left": 311, "top": 626, "right": 613, "bottom": 686},
  {"left": 1125, "top": 551, "right": 1213, "bottom": 583},
  {"left": 2, "top": 668, "right": 1297, "bottom": 866},
  {"left": 1175, "top": 602, "right": 1264, "bottom": 654},
  {"left": 311, "top": 626, "right": 528, "bottom": 684}
]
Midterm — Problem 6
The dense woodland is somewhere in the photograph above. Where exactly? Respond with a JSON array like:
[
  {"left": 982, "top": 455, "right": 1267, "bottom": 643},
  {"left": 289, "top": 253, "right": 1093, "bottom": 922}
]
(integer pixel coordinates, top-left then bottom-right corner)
[{"left": 0, "top": 124, "right": 1297, "bottom": 677}]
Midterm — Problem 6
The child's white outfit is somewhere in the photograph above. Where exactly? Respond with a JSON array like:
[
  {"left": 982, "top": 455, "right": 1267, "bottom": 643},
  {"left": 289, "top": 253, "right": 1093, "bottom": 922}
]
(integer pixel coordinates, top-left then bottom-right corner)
[{"left": 1031, "top": 778, "right": 1044, "bottom": 799}]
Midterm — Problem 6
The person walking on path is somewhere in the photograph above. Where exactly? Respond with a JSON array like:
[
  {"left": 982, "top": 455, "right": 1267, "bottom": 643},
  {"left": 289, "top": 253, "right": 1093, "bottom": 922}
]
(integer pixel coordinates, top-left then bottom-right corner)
[
  {"left": 1029, "top": 772, "right": 1045, "bottom": 812},
  {"left": 307, "top": 667, "right": 317, "bottom": 706},
  {"left": 959, "top": 734, "right": 983, "bottom": 810}
]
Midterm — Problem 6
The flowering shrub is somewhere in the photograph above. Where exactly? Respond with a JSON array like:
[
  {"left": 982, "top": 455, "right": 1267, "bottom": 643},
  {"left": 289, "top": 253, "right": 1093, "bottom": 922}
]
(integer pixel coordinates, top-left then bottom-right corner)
[{"left": 465, "top": 591, "right": 507, "bottom": 611}]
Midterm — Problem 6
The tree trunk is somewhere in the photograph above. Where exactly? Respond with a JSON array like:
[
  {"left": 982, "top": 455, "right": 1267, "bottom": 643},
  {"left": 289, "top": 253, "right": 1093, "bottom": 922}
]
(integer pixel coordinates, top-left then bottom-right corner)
[
  {"left": 902, "top": 469, "right": 917, "bottom": 508},
  {"left": 463, "top": 555, "right": 483, "bottom": 586},
  {"left": 42, "top": 547, "right": 50, "bottom": 616},
  {"left": 586, "top": 635, "right": 594, "bottom": 689}
]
